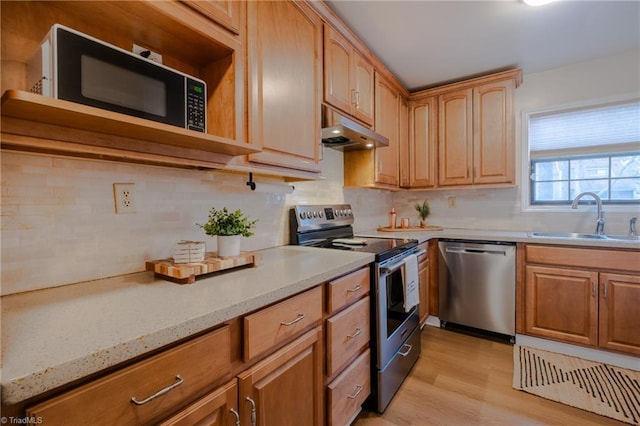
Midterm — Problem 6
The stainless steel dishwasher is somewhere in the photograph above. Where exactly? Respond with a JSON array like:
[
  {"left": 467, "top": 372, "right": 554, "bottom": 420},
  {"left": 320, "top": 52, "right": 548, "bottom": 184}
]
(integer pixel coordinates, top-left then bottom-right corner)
[{"left": 438, "top": 240, "right": 516, "bottom": 340}]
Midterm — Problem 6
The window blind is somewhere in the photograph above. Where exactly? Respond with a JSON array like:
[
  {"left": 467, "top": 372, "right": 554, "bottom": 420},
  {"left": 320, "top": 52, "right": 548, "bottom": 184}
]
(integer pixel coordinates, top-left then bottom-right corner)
[{"left": 529, "top": 100, "right": 640, "bottom": 155}]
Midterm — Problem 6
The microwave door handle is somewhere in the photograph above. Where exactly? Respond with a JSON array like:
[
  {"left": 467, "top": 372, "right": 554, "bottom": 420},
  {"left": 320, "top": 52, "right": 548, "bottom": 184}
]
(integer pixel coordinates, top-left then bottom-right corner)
[{"left": 380, "top": 248, "right": 426, "bottom": 274}]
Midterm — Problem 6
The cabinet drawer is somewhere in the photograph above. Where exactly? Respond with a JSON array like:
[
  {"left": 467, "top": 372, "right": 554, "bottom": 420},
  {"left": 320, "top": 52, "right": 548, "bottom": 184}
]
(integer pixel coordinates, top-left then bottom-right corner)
[
  {"left": 326, "top": 296, "right": 370, "bottom": 377},
  {"left": 27, "top": 326, "right": 231, "bottom": 426},
  {"left": 244, "top": 286, "right": 322, "bottom": 361},
  {"left": 526, "top": 244, "right": 640, "bottom": 273},
  {"left": 327, "top": 349, "right": 371, "bottom": 426},
  {"left": 326, "top": 266, "right": 370, "bottom": 314}
]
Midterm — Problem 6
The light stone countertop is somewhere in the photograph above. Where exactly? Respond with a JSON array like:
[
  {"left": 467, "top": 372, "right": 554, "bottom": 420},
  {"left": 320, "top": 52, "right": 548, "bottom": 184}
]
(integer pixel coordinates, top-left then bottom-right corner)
[
  {"left": 357, "top": 227, "right": 640, "bottom": 249},
  {"left": 0, "top": 245, "right": 374, "bottom": 405}
]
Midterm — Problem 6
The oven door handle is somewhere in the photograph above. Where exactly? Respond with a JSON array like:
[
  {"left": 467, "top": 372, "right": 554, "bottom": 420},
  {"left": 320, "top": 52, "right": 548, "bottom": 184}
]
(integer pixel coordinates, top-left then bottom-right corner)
[{"left": 380, "top": 248, "right": 426, "bottom": 274}]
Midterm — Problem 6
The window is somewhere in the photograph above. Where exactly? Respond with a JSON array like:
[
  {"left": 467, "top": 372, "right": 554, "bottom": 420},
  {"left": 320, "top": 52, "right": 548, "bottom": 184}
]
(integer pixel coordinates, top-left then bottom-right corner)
[{"left": 528, "top": 99, "right": 640, "bottom": 205}]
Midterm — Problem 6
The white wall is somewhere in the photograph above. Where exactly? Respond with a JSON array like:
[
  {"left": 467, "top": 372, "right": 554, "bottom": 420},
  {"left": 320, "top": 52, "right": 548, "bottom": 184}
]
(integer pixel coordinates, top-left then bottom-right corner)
[
  {"left": 392, "top": 49, "right": 640, "bottom": 234},
  {"left": 1, "top": 50, "right": 638, "bottom": 295}
]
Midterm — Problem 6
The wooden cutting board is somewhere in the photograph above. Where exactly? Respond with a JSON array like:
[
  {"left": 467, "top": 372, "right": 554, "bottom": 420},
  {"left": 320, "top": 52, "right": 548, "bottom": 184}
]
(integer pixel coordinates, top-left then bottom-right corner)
[
  {"left": 377, "top": 225, "right": 443, "bottom": 232},
  {"left": 146, "top": 251, "right": 261, "bottom": 284}
]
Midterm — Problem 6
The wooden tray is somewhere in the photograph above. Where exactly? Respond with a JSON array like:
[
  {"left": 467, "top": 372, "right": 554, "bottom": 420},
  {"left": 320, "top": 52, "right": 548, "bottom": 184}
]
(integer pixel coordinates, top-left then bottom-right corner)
[
  {"left": 146, "top": 251, "right": 261, "bottom": 284},
  {"left": 377, "top": 225, "right": 443, "bottom": 232}
]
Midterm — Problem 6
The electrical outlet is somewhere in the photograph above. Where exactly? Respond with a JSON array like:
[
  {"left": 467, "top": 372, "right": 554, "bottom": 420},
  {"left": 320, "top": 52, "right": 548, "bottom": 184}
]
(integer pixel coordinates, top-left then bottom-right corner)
[
  {"left": 113, "top": 183, "right": 136, "bottom": 214},
  {"left": 132, "top": 44, "right": 163, "bottom": 64}
]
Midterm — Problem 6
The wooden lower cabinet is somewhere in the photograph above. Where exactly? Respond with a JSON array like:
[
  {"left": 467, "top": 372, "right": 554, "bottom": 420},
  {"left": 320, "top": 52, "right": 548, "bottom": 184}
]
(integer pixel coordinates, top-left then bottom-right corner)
[
  {"left": 26, "top": 326, "right": 232, "bottom": 426},
  {"left": 238, "top": 327, "right": 324, "bottom": 426},
  {"left": 23, "top": 268, "right": 373, "bottom": 425},
  {"left": 159, "top": 379, "right": 239, "bottom": 426},
  {"left": 599, "top": 273, "right": 640, "bottom": 355},
  {"left": 417, "top": 242, "right": 430, "bottom": 325},
  {"left": 525, "top": 265, "right": 598, "bottom": 346},
  {"left": 523, "top": 244, "right": 640, "bottom": 356},
  {"left": 327, "top": 349, "right": 371, "bottom": 426}
]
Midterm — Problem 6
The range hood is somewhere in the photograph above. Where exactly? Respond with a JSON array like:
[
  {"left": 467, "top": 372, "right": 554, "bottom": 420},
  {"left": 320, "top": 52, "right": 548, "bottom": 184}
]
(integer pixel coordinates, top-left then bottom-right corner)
[{"left": 321, "top": 105, "right": 389, "bottom": 152}]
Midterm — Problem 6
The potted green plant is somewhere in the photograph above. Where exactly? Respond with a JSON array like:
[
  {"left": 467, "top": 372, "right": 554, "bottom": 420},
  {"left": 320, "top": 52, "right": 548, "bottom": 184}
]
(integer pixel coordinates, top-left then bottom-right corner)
[
  {"left": 414, "top": 200, "right": 430, "bottom": 228},
  {"left": 198, "top": 207, "right": 258, "bottom": 257}
]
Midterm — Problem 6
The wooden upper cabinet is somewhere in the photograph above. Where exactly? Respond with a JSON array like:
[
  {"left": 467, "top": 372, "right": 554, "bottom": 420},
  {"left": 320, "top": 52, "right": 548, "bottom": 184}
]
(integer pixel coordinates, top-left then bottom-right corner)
[
  {"left": 246, "top": 0, "right": 322, "bottom": 172},
  {"left": 399, "top": 97, "right": 410, "bottom": 188},
  {"left": 473, "top": 79, "right": 515, "bottom": 184},
  {"left": 408, "top": 96, "right": 437, "bottom": 188},
  {"left": 438, "top": 88, "right": 474, "bottom": 186},
  {"left": 374, "top": 72, "right": 400, "bottom": 187},
  {"left": 323, "top": 25, "right": 374, "bottom": 126},
  {"left": 181, "top": 0, "right": 242, "bottom": 34}
]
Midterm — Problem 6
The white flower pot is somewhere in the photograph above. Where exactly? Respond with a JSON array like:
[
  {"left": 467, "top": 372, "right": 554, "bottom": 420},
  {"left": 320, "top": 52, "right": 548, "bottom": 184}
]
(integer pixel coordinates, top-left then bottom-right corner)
[{"left": 217, "top": 235, "right": 241, "bottom": 257}]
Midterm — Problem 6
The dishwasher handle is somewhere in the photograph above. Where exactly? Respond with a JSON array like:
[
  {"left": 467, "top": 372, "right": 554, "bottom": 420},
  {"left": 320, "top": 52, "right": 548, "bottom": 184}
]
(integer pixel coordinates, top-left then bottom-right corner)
[{"left": 444, "top": 247, "right": 510, "bottom": 256}]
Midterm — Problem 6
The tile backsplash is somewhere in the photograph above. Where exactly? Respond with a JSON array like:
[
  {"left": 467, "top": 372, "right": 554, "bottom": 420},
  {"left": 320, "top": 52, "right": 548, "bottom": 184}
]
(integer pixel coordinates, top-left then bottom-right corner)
[{"left": 0, "top": 148, "right": 391, "bottom": 295}]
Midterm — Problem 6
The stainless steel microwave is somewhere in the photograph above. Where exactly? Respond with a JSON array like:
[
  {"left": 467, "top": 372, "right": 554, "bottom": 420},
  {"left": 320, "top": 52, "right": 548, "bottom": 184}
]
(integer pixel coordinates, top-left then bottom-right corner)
[{"left": 27, "top": 24, "right": 206, "bottom": 133}]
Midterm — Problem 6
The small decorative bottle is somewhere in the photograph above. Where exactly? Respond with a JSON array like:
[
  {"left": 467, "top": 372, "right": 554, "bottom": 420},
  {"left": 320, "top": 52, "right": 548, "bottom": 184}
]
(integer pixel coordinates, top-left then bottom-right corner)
[{"left": 388, "top": 208, "right": 397, "bottom": 229}]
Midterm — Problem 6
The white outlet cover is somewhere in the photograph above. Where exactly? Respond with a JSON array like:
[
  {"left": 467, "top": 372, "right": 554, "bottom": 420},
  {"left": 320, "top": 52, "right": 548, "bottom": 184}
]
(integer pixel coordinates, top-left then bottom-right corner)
[{"left": 113, "top": 183, "right": 136, "bottom": 214}]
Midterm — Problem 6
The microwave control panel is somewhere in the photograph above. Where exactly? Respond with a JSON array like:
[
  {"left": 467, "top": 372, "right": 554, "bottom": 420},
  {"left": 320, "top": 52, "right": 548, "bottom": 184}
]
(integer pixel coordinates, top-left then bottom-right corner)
[{"left": 186, "top": 78, "right": 206, "bottom": 133}]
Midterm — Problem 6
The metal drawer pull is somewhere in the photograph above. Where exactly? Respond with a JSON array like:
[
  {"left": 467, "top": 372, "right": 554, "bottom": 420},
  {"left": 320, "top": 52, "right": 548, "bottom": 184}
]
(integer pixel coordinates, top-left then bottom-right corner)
[
  {"left": 347, "top": 284, "right": 362, "bottom": 293},
  {"left": 347, "top": 327, "right": 362, "bottom": 339},
  {"left": 398, "top": 344, "right": 412, "bottom": 357},
  {"left": 347, "top": 385, "right": 364, "bottom": 400},
  {"left": 130, "top": 375, "right": 183, "bottom": 405},
  {"left": 246, "top": 397, "right": 257, "bottom": 426},
  {"left": 280, "top": 313, "right": 305, "bottom": 326},
  {"left": 229, "top": 408, "right": 241, "bottom": 426}
]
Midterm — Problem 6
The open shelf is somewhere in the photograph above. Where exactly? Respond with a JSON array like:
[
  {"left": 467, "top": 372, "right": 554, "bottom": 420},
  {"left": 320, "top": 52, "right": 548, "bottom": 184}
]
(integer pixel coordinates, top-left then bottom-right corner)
[{"left": 1, "top": 90, "right": 259, "bottom": 157}]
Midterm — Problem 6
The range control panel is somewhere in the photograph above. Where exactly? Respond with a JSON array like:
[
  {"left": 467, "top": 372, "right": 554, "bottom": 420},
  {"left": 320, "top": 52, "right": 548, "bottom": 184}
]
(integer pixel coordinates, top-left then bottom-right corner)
[{"left": 292, "top": 204, "right": 354, "bottom": 232}]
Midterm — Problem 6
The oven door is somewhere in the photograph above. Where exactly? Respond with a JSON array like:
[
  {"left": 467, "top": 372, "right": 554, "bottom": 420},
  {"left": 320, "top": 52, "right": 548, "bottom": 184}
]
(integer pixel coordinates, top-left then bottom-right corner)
[{"left": 374, "top": 251, "right": 422, "bottom": 369}]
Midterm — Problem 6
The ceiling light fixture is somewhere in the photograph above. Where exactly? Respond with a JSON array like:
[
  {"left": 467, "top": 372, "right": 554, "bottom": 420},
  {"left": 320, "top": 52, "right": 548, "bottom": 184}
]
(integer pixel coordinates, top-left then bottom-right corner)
[{"left": 523, "top": 0, "right": 555, "bottom": 6}]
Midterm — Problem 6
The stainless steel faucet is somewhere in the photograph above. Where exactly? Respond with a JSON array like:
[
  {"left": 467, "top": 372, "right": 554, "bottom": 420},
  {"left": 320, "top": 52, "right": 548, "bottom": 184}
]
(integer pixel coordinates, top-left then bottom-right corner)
[
  {"left": 571, "top": 192, "right": 605, "bottom": 235},
  {"left": 629, "top": 217, "right": 638, "bottom": 236}
]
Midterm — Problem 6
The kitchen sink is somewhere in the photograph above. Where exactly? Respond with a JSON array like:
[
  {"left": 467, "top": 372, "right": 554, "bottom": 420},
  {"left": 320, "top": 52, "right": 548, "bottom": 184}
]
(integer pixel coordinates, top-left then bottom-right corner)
[
  {"left": 528, "top": 232, "right": 640, "bottom": 241},
  {"left": 528, "top": 232, "right": 607, "bottom": 239}
]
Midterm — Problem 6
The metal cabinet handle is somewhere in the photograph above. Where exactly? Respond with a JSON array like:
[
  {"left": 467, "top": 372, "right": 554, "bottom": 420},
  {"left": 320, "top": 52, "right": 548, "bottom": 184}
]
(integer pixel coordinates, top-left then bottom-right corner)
[
  {"left": 347, "top": 284, "right": 362, "bottom": 293},
  {"left": 592, "top": 281, "right": 597, "bottom": 298},
  {"left": 280, "top": 313, "right": 305, "bottom": 326},
  {"left": 229, "top": 408, "right": 241, "bottom": 426},
  {"left": 130, "top": 375, "right": 183, "bottom": 405},
  {"left": 355, "top": 91, "right": 361, "bottom": 109},
  {"left": 603, "top": 282, "right": 608, "bottom": 299},
  {"left": 398, "top": 344, "right": 412, "bottom": 357},
  {"left": 347, "top": 384, "right": 363, "bottom": 400},
  {"left": 246, "top": 397, "right": 257, "bottom": 426},
  {"left": 347, "top": 327, "right": 362, "bottom": 339}
]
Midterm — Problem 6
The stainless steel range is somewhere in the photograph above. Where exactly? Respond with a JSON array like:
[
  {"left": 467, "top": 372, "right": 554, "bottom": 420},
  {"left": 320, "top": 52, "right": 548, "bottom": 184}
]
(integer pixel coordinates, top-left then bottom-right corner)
[{"left": 290, "top": 204, "right": 423, "bottom": 412}]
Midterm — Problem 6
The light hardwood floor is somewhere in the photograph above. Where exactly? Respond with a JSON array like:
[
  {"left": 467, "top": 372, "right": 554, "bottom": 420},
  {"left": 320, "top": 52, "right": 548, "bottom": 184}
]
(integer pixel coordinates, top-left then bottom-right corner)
[{"left": 354, "top": 326, "right": 624, "bottom": 425}]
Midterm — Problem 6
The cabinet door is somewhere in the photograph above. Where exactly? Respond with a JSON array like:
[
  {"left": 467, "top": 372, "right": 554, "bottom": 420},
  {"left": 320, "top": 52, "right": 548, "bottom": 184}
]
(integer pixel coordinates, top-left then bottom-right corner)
[
  {"left": 525, "top": 265, "right": 598, "bottom": 346},
  {"left": 374, "top": 73, "right": 399, "bottom": 186},
  {"left": 247, "top": 0, "right": 322, "bottom": 172},
  {"left": 417, "top": 242, "right": 430, "bottom": 325},
  {"left": 409, "top": 97, "right": 438, "bottom": 188},
  {"left": 238, "top": 327, "right": 323, "bottom": 426},
  {"left": 352, "top": 49, "right": 374, "bottom": 126},
  {"left": 158, "top": 379, "right": 238, "bottom": 426},
  {"left": 181, "top": 0, "right": 242, "bottom": 34},
  {"left": 324, "top": 26, "right": 353, "bottom": 116},
  {"left": 438, "top": 88, "right": 473, "bottom": 186},
  {"left": 399, "top": 97, "right": 410, "bottom": 188},
  {"left": 473, "top": 80, "right": 515, "bottom": 184},
  {"left": 599, "top": 273, "right": 640, "bottom": 355}
]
